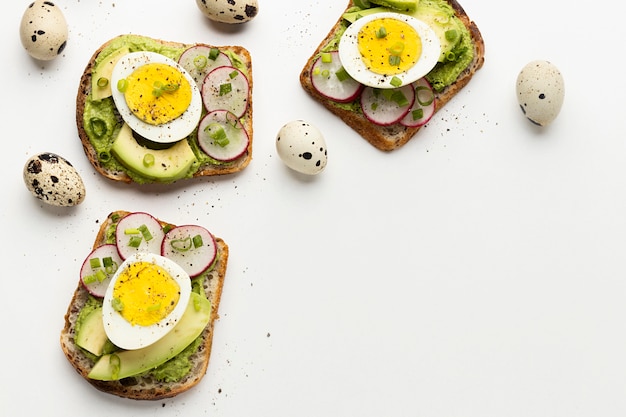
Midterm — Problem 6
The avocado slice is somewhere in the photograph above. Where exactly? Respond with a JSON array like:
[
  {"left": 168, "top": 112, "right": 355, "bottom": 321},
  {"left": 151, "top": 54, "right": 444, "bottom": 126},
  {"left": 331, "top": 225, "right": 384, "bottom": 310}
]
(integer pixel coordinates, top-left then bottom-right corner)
[
  {"left": 91, "top": 47, "right": 130, "bottom": 101},
  {"left": 370, "top": 0, "right": 418, "bottom": 11},
  {"left": 75, "top": 307, "right": 110, "bottom": 356},
  {"left": 110, "top": 123, "right": 197, "bottom": 182},
  {"left": 411, "top": 4, "right": 462, "bottom": 62},
  {"left": 88, "top": 292, "right": 211, "bottom": 381}
]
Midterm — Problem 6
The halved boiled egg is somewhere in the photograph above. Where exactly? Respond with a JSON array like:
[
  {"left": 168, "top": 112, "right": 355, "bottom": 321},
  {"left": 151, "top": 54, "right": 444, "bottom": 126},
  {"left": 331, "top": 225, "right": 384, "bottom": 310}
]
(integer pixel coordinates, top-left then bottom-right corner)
[
  {"left": 111, "top": 51, "right": 203, "bottom": 143},
  {"left": 339, "top": 12, "right": 440, "bottom": 88},
  {"left": 102, "top": 252, "right": 192, "bottom": 350}
]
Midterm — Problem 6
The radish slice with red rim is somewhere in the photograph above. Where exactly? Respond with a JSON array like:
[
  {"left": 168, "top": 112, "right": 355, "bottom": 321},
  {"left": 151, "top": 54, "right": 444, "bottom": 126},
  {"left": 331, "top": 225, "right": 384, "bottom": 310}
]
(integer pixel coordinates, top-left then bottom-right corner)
[
  {"left": 161, "top": 225, "right": 217, "bottom": 278},
  {"left": 201, "top": 66, "right": 249, "bottom": 118},
  {"left": 198, "top": 110, "right": 249, "bottom": 161},
  {"left": 115, "top": 212, "right": 165, "bottom": 260},
  {"left": 80, "top": 244, "right": 124, "bottom": 298},
  {"left": 400, "top": 77, "right": 436, "bottom": 128},
  {"left": 178, "top": 45, "right": 232, "bottom": 89},
  {"left": 360, "top": 84, "right": 415, "bottom": 126},
  {"left": 310, "top": 51, "right": 363, "bottom": 103}
]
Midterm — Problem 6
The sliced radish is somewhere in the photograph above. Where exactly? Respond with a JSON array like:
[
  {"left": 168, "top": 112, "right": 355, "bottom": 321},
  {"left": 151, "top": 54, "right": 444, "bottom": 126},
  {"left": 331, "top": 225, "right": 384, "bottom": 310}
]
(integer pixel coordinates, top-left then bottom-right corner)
[
  {"left": 400, "top": 78, "right": 436, "bottom": 128},
  {"left": 115, "top": 212, "right": 165, "bottom": 260},
  {"left": 201, "top": 66, "right": 249, "bottom": 118},
  {"left": 310, "top": 51, "right": 363, "bottom": 103},
  {"left": 178, "top": 45, "right": 233, "bottom": 88},
  {"left": 360, "top": 84, "right": 415, "bottom": 126},
  {"left": 161, "top": 225, "right": 217, "bottom": 278},
  {"left": 198, "top": 110, "right": 249, "bottom": 161},
  {"left": 80, "top": 244, "right": 124, "bottom": 298}
]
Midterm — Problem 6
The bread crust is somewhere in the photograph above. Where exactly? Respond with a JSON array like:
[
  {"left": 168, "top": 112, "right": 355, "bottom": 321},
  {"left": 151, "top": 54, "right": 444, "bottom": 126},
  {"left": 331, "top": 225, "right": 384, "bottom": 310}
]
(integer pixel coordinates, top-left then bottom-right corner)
[
  {"left": 76, "top": 35, "right": 253, "bottom": 184},
  {"left": 59, "top": 210, "right": 228, "bottom": 400},
  {"left": 299, "top": 0, "right": 485, "bottom": 151}
]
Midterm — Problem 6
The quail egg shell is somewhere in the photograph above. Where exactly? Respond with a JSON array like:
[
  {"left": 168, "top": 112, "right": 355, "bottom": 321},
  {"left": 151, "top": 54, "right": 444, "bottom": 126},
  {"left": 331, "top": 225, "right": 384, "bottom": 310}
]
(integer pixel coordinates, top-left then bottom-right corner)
[
  {"left": 516, "top": 60, "right": 565, "bottom": 126},
  {"left": 276, "top": 120, "right": 328, "bottom": 175},
  {"left": 23, "top": 152, "right": 85, "bottom": 207},
  {"left": 19, "top": 0, "right": 68, "bottom": 61},
  {"left": 338, "top": 12, "right": 440, "bottom": 88},
  {"left": 102, "top": 252, "right": 192, "bottom": 350},
  {"left": 196, "top": 0, "right": 259, "bottom": 24},
  {"left": 110, "top": 51, "right": 203, "bottom": 144}
]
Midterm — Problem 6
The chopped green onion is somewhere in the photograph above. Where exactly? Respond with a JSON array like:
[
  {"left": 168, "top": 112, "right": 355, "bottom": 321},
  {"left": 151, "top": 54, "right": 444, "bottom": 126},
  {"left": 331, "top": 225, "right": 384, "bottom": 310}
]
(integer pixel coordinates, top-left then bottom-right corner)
[
  {"left": 98, "top": 151, "right": 111, "bottom": 162},
  {"left": 390, "top": 76, "right": 402, "bottom": 88},
  {"left": 102, "top": 257, "right": 113, "bottom": 268},
  {"left": 445, "top": 29, "right": 458, "bottom": 42},
  {"left": 229, "top": 70, "right": 239, "bottom": 79},
  {"left": 128, "top": 236, "right": 142, "bottom": 248},
  {"left": 138, "top": 224, "right": 153, "bottom": 242},
  {"left": 219, "top": 83, "right": 232, "bottom": 96},
  {"left": 193, "top": 55, "right": 208, "bottom": 70},
  {"left": 371, "top": 102, "right": 379, "bottom": 111},
  {"left": 83, "top": 274, "right": 96, "bottom": 285},
  {"left": 205, "top": 123, "right": 230, "bottom": 147},
  {"left": 411, "top": 108, "right": 424, "bottom": 120},
  {"left": 321, "top": 69, "right": 330, "bottom": 78},
  {"left": 95, "top": 269, "right": 107, "bottom": 283},
  {"left": 208, "top": 47, "right": 220, "bottom": 60},
  {"left": 312, "top": 67, "right": 321, "bottom": 76},
  {"left": 388, "top": 41, "right": 405, "bottom": 56},
  {"left": 390, "top": 90, "right": 409, "bottom": 106},
  {"left": 321, "top": 52, "right": 332, "bottom": 63},
  {"left": 192, "top": 234, "right": 204, "bottom": 248},
  {"left": 445, "top": 51, "right": 456, "bottom": 61},
  {"left": 111, "top": 298, "right": 124, "bottom": 312},
  {"left": 147, "top": 303, "right": 162, "bottom": 312},
  {"left": 117, "top": 78, "right": 128, "bottom": 93},
  {"left": 153, "top": 81, "right": 180, "bottom": 97},
  {"left": 416, "top": 85, "right": 434, "bottom": 106},
  {"left": 171, "top": 237, "right": 192, "bottom": 252},
  {"left": 376, "top": 26, "right": 387, "bottom": 38},
  {"left": 389, "top": 55, "right": 401, "bottom": 66},
  {"left": 96, "top": 77, "right": 109, "bottom": 88},
  {"left": 89, "top": 118, "right": 107, "bottom": 138},
  {"left": 143, "top": 153, "right": 155, "bottom": 167},
  {"left": 335, "top": 66, "right": 350, "bottom": 82},
  {"left": 124, "top": 228, "right": 140, "bottom": 235},
  {"left": 89, "top": 258, "right": 101, "bottom": 269}
]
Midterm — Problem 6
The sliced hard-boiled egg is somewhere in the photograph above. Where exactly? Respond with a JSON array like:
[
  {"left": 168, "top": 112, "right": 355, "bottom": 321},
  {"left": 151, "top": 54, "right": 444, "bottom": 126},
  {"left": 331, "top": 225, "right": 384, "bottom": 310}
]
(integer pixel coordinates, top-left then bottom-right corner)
[
  {"left": 110, "top": 51, "right": 202, "bottom": 144},
  {"left": 339, "top": 12, "right": 440, "bottom": 88},
  {"left": 102, "top": 252, "right": 192, "bottom": 350}
]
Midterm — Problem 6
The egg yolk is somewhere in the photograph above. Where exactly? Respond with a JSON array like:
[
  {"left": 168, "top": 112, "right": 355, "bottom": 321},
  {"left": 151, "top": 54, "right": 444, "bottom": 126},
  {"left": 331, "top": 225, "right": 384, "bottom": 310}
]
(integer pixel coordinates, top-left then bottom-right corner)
[
  {"left": 357, "top": 17, "right": 421, "bottom": 75},
  {"left": 112, "top": 261, "right": 181, "bottom": 327},
  {"left": 124, "top": 63, "right": 192, "bottom": 126}
]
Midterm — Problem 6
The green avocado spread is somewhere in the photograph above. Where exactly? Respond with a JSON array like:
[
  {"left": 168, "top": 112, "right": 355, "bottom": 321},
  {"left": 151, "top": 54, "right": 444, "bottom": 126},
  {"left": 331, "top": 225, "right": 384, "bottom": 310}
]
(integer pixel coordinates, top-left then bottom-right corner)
[
  {"left": 324, "top": 0, "right": 476, "bottom": 111},
  {"left": 82, "top": 35, "right": 249, "bottom": 184}
]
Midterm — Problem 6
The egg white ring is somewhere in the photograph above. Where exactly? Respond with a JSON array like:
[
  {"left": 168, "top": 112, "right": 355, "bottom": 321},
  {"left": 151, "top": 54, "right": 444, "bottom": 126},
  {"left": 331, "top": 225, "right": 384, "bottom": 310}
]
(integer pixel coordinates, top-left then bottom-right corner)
[
  {"left": 102, "top": 252, "right": 192, "bottom": 350},
  {"left": 110, "top": 51, "right": 203, "bottom": 144},
  {"left": 338, "top": 12, "right": 441, "bottom": 88}
]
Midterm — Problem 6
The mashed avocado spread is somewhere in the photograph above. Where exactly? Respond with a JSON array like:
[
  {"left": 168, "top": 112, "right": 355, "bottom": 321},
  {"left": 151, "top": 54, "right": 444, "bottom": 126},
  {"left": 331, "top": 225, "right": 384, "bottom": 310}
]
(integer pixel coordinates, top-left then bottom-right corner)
[
  {"left": 82, "top": 35, "right": 249, "bottom": 184},
  {"left": 324, "top": 0, "right": 475, "bottom": 111}
]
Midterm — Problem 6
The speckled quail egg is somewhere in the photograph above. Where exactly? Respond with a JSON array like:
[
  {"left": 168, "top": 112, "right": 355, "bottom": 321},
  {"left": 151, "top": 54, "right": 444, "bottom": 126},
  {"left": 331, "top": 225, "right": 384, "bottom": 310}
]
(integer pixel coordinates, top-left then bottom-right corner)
[
  {"left": 23, "top": 152, "right": 86, "bottom": 207},
  {"left": 276, "top": 120, "right": 327, "bottom": 175},
  {"left": 19, "top": 0, "right": 68, "bottom": 61},
  {"left": 516, "top": 60, "right": 565, "bottom": 126},
  {"left": 196, "top": 0, "right": 259, "bottom": 24}
]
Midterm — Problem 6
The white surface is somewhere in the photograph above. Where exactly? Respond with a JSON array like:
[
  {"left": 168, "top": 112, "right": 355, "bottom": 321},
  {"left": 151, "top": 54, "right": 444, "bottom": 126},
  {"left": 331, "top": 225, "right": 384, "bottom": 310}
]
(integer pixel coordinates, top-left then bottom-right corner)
[{"left": 2, "top": 0, "right": 625, "bottom": 416}]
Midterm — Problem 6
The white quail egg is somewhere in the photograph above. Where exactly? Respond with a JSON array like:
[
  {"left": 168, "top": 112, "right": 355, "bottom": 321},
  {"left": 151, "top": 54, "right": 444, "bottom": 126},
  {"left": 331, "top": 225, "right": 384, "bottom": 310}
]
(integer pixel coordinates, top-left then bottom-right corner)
[
  {"left": 276, "top": 120, "right": 327, "bottom": 175},
  {"left": 23, "top": 152, "right": 86, "bottom": 207},
  {"left": 196, "top": 0, "right": 259, "bottom": 24},
  {"left": 516, "top": 60, "right": 565, "bottom": 126},
  {"left": 19, "top": 0, "right": 68, "bottom": 61}
]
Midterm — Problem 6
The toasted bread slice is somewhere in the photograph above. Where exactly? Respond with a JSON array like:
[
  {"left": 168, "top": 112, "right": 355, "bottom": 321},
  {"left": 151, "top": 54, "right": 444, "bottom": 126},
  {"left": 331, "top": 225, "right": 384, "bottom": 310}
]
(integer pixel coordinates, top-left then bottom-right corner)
[
  {"left": 299, "top": 0, "right": 485, "bottom": 151},
  {"left": 60, "top": 210, "right": 228, "bottom": 400},
  {"left": 76, "top": 35, "right": 253, "bottom": 184}
]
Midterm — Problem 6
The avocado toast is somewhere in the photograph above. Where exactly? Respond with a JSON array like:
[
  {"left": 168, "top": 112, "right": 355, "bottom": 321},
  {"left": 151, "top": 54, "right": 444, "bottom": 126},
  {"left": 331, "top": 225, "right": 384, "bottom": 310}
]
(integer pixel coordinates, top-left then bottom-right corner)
[
  {"left": 60, "top": 210, "right": 228, "bottom": 400},
  {"left": 299, "top": 0, "right": 485, "bottom": 151},
  {"left": 76, "top": 34, "right": 253, "bottom": 184}
]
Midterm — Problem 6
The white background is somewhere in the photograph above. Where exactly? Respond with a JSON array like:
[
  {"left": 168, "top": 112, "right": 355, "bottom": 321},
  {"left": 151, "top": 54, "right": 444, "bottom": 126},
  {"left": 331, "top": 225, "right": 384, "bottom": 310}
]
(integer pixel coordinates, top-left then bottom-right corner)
[{"left": 2, "top": 0, "right": 625, "bottom": 416}]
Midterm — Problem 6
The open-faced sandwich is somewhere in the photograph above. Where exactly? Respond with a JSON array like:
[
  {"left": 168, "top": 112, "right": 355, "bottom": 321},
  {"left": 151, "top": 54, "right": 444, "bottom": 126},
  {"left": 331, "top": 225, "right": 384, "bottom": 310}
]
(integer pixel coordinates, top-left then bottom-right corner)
[
  {"left": 60, "top": 210, "right": 228, "bottom": 400},
  {"left": 77, "top": 35, "right": 253, "bottom": 184},
  {"left": 300, "top": 0, "right": 485, "bottom": 151}
]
